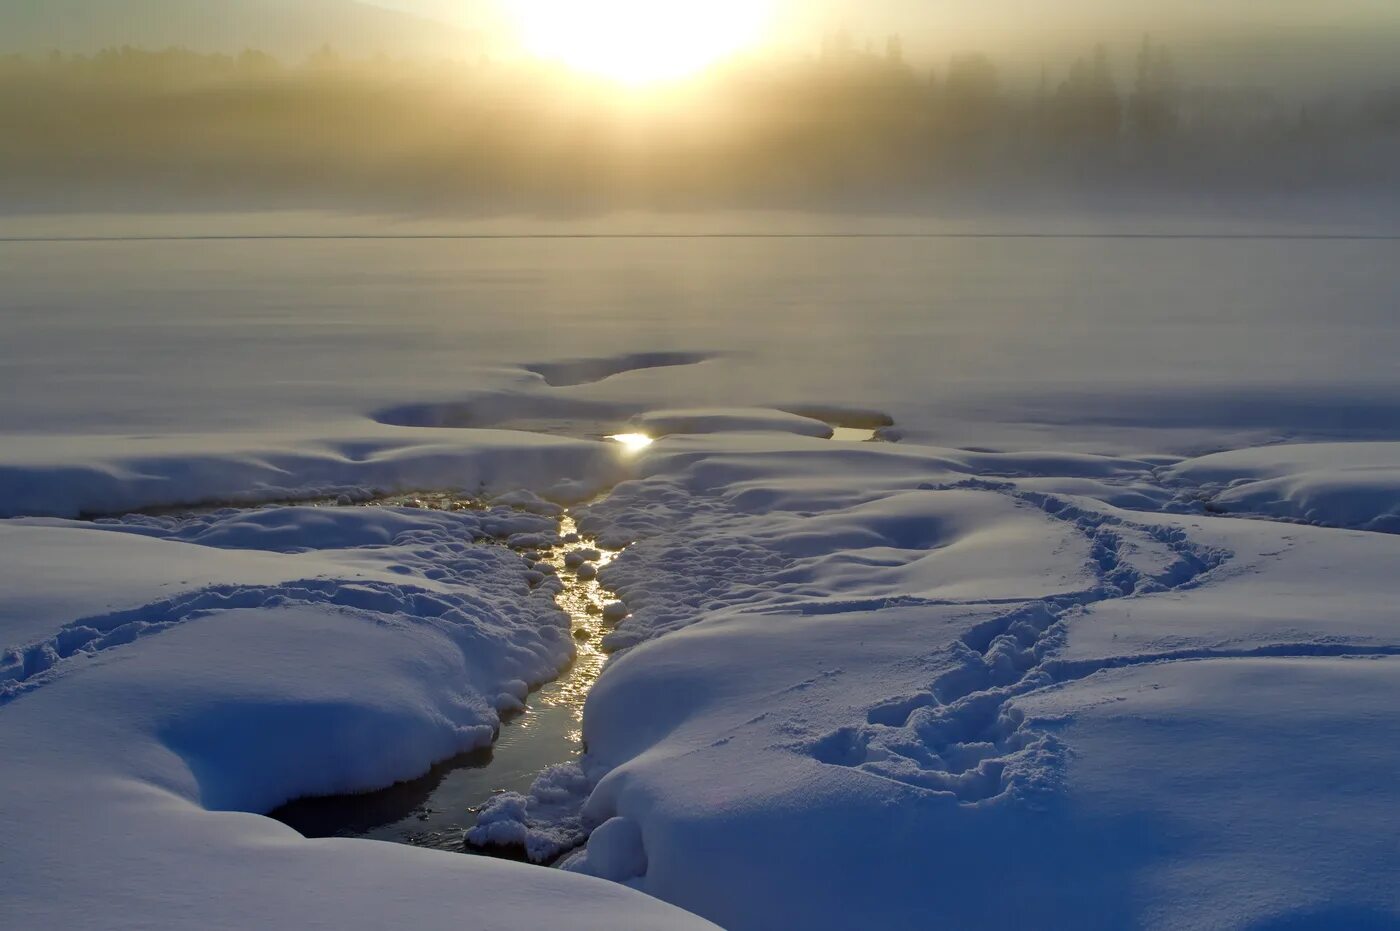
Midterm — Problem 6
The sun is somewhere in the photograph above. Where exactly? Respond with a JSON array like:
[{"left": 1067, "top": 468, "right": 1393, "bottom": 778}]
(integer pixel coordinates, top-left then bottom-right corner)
[{"left": 506, "top": 0, "right": 774, "bottom": 85}]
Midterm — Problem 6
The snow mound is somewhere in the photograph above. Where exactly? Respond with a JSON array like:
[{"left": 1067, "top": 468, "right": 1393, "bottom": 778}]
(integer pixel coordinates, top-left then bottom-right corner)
[
  {"left": 0, "top": 506, "right": 715, "bottom": 930},
  {"left": 0, "top": 427, "right": 625, "bottom": 519},
  {"left": 1167, "top": 443, "right": 1400, "bottom": 531},
  {"left": 568, "top": 816, "right": 649, "bottom": 882},
  {"left": 102, "top": 503, "right": 558, "bottom": 553},
  {"left": 467, "top": 762, "right": 594, "bottom": 863},
  {"left": 576, "top": 442, "right": 1168, "bottom": 651},
  {"left": 556, "top": 439, "right": 1400, "bottom": 930}
]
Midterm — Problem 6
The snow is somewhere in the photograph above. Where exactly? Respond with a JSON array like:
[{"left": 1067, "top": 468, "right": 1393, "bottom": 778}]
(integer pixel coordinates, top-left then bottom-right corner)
[
  {"left": 0, "top": 502, "right": 716, "bottom": 929},
  {"left": 2, "top": 236, "right": 1397, "bottom": 455},
  {"left": 1166, "top": 442, "right": 1400, "bottom": 532},
  {"left": 3, "top": 230, "right": 1400, "bottom": 929},
  {"left": 631, "top": 407, "right": 836, "bottom": 439},
  {"left": 1014, "top": 657, "right": 1400, "bottom": 929},
  {"left": 581, "top": 816, "right": 649, "bottom": 882},
  {"left": 0, "top": 427, "right": 626, "bottom": 519},
  {"left": 557, "top": 439, "right": 1400, "bottom": 928},
  {"left": 468, "top": 762, "right": 594, "bottom": 862}
]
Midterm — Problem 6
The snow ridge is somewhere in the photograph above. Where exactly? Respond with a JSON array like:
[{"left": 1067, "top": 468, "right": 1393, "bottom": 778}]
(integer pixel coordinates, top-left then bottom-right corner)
[
  {"left": 2, "top": 576, "right": 558, "bottom": 708},
  {"left": 2, "top": 503, "right": 576, "bottom": 712}
]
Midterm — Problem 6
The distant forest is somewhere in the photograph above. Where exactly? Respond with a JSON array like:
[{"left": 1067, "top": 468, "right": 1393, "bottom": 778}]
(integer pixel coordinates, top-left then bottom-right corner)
[{"left": 3, "top": 38, "right": 1398, "bottom": 213}]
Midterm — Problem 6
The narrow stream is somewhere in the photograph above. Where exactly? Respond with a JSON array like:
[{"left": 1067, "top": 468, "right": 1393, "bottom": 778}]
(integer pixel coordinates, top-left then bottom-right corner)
[
  {"left": 269, "top": 511, "right": 623, "bottom": 856},
  {"left": 269, "top": 422, "right": 885, "bottom": 854}
]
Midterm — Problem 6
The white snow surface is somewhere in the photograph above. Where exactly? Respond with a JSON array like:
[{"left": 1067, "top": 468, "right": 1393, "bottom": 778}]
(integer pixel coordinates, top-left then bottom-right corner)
[
  {"left": 0, "top": 504, "right": 717, "bottom": 930},
  {"left": 558, "top": 436, "right": 1400, "bottom": 929},
  {"left": 1165, "top": 443, "right": 1400, "bottom": 532},
  {"left": 3, "top": 231, "right": 1400, "bottom": 930}
]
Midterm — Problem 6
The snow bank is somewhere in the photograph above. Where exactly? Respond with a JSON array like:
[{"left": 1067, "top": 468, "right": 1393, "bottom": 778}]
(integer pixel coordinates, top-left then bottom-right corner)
[
  {"left": 575, "top": 435, "right": 1166, "bottom": 648},
  {"left": 0, "top": 426, "right": 628, "bottom": 519},
  {"left": 550, "top": 438, "right": 1400, "bottom": 929},
  {"left": 0, "top": 508, "right": 715, "bottom": 930},
  {"left": 1166, "top": 443, "right": 1400, "bottom": 531},
  {"left": 467, "top": 762, "right": 594, "bottom": 862}
]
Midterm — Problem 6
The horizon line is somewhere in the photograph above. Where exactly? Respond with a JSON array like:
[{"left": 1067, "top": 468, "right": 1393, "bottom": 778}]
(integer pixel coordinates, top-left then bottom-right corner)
[{"left": 3, "top": 232, "right": 1398, "bottom": 244}]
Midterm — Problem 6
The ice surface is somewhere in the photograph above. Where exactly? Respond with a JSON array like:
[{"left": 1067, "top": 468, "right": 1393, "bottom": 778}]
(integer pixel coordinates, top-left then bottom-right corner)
[
  {"left": 631, "top": 408, "right": 837, "bottom": 439},
  {"left": 2, "top": 236, "right": 1397, "bottom": 454}
]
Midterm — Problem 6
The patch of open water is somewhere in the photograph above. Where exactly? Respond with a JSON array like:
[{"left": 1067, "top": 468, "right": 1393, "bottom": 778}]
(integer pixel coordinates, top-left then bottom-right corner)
[{"left": 830, "top": 427, "right": 880, "bottom": 443}]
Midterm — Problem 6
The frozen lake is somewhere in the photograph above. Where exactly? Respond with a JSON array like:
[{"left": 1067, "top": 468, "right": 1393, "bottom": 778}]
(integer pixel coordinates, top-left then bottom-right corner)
[{"left": 3, "top": 233, "right": 1398, "bottom": 452}]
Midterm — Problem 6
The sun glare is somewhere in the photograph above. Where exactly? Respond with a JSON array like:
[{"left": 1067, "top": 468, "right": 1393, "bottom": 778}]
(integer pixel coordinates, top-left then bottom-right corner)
[
  {"left": 607, "top": 433, "right": 655, "bottom": 452},
  {"left": 507, "top": 0, "right": 773, "bottom": 85}
]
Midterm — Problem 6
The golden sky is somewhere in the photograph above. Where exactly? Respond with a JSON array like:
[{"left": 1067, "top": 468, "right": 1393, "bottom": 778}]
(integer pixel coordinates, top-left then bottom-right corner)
[
  {"left": 3, "top": 0, "right": 1397, "bottom": 89},
  {"left": 378, "top": 0, "right": 1400, "bottom": 89},
  {"left": 403, "top": 0, "right": 1400, "bottom": 47}
]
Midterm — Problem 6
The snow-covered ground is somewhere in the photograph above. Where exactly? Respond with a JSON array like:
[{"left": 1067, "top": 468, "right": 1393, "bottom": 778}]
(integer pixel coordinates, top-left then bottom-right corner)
[
  {"left": 2, "top": 228, "right": 1399, "bottom": 929},
  {"left": 559, "top": 435, "right": 1400, "bottom": 928}
]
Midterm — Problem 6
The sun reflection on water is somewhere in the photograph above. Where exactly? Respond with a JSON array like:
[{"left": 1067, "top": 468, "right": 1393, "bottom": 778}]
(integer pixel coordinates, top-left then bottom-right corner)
[
  {"left": 607, "top": 433, "right": 654, "bottom": 452},
  {"left": 538, "top": 515, "right": 624, "bottom": 742}
]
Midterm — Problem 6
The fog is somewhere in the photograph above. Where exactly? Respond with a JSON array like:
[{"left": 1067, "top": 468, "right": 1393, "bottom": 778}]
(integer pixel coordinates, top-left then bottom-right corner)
[
  {"left": 2, "top": 1, "right": 1399, "bottom": 218},
  {"left": 775, "top": 0, "right": 1400, "bottom": 90},
  {"left": 387, "top": 0, "right": 1400, "bottom": 92}
]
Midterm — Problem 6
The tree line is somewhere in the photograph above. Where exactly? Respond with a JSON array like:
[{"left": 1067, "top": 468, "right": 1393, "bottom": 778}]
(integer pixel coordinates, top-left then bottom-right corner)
[{"left": 2, "top": 39, "right": 1396, "bottom": 212}]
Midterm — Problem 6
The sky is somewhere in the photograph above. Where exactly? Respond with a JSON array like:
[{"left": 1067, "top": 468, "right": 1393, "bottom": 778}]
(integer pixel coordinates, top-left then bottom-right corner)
[
  {"left": 379, "top": 0, "right": 1400, "bottom": 88},
  {"left": 3, "top": 0, "right": 1398, "bottom": 90},
  {"left": 391, "top": 0, "right": 1400, "bottom": 49}
]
